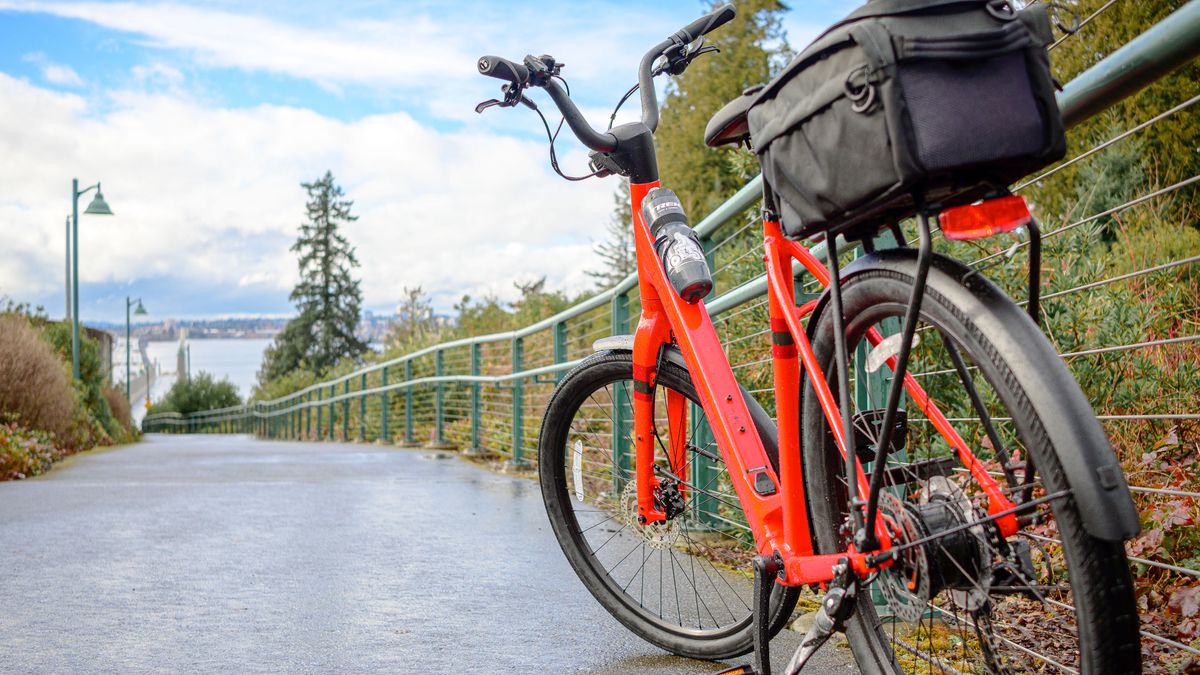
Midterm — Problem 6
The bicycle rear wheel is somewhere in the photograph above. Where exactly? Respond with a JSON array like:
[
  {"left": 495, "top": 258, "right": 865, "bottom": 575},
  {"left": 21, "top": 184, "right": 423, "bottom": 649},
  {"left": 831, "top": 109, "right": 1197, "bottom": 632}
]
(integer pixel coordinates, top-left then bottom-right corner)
[
  {"left": 802, "top": 252, "right": 1141, "bottom": 673},
  {"left": 538, "top": 350, "right": 800, "bottom": 660}
]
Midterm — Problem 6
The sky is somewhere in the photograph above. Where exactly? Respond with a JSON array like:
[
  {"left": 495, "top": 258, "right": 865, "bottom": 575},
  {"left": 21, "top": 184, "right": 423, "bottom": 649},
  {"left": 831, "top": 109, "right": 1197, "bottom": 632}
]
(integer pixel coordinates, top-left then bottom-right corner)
[{"left": 0, "top": 0, "right": 853, "bottom": 324}]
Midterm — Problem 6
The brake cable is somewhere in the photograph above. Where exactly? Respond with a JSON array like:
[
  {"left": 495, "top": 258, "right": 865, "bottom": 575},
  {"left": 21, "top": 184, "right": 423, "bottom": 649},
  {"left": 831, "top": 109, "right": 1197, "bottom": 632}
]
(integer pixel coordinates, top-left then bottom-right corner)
[
  {"left": 533, "top": 38, "right": 719, "bottom": 182},
  {"left": 528, "top": 75, "right": 605, "bottom": 182}
]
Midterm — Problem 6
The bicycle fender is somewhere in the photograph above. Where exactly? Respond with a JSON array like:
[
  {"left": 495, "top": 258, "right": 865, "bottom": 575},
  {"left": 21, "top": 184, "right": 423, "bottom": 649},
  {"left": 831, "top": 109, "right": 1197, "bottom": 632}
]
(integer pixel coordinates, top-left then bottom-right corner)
[
  {"left": 806, "top": 248, "right": 1140, "bottom": 542},
  {"left": 591, "top": 338, "right": 780, "bottom": 463}
]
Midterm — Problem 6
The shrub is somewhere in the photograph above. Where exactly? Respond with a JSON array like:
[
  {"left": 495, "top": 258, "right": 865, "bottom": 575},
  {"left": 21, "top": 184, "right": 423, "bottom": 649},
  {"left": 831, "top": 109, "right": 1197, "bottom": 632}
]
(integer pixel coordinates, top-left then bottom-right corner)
[
  {"left": 0, "top": 314, "right": 85, "bottom": 448},
  {"left": 148, "top": 371, "right": 241, "bottom": 416},
  {"left": 0, "top": 421, "right": 63, "bottom": 480},
  {"left": 40, "top": 321, "right": 123, "bottom": 443},
  {"left": 102, "top": 384, "right": 134, "bottom": 440}
]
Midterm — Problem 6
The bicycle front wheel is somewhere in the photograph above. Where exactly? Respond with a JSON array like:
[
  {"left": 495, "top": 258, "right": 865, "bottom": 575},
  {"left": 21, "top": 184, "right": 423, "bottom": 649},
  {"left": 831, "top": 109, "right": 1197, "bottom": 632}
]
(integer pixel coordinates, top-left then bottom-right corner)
[
  {"left": 802, "top": 251, "right": 1141, "bottom": 674},
  {"left": 538, "top": 350, "right": 800, "bottom": 660}
]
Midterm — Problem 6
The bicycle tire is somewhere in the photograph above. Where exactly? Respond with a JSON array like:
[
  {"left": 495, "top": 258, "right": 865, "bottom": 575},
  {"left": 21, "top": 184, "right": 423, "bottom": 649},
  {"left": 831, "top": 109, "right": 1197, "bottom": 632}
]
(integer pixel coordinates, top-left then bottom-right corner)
[
  {"left": 539, "top": 350, "right": 801, "bottom": 660},
  {"left": 801, "top": 251, "right": 1141, "bottom": 673}
]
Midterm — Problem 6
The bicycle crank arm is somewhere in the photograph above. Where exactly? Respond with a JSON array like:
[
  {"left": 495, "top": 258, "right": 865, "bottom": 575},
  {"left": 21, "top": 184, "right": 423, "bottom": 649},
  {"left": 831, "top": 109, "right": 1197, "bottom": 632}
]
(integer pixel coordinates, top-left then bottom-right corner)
[{"left": 715, "top": 556, "right": 779, "bottom": 675}]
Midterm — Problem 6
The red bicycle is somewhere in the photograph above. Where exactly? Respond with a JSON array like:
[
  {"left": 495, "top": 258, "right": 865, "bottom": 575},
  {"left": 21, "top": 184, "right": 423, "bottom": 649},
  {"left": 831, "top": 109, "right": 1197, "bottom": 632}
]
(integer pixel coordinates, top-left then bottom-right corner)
[{"left": 477, "top": 5, "right": 1141, "bottom": 673}]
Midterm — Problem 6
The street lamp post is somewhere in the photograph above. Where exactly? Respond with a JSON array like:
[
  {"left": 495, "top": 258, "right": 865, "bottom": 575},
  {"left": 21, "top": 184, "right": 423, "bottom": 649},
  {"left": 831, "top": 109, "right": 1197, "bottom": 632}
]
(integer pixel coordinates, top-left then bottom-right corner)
[
  {"left": 126, "top": 297, "right": 147, "bottom": 405},
  {"left": 70, "top": 178, "right": 113, "bottom": 380},
  {"left": 64, "top": 216, "right": 71, "bottom": 321}
]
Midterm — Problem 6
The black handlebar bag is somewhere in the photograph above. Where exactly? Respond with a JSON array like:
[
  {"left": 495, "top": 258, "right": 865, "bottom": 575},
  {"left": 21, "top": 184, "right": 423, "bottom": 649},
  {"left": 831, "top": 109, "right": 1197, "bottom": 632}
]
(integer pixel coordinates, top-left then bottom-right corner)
[{"left": 747, "top": 0, "right": 1064, "bottom": 241}]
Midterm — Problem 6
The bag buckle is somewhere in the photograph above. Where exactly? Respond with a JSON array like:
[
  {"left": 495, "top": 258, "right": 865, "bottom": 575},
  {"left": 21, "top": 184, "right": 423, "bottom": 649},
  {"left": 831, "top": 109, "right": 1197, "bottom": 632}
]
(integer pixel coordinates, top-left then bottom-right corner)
[{"left": 844, "top": 65, "right": 876, "bottom": 113}]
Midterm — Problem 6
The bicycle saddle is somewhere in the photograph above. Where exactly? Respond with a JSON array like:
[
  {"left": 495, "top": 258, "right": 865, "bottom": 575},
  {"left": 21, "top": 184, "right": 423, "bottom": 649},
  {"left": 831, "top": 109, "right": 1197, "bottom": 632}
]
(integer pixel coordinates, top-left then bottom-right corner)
[{"left": 703, "top": 84, "right": 763, "bottom": 148}]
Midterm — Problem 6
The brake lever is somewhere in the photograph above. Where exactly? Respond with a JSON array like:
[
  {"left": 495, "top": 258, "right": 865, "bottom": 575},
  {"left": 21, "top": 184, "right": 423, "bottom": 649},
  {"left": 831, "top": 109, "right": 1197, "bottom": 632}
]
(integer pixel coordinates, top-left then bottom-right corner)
[
  {"left": 474, "top": 83, "right": 537, "bottom": 114},
  {"left": 651, "top": 37, "right": 720, "bottom": 77},
  {"left": 475, "top": 98, "right": 504, "bottom": 114}
]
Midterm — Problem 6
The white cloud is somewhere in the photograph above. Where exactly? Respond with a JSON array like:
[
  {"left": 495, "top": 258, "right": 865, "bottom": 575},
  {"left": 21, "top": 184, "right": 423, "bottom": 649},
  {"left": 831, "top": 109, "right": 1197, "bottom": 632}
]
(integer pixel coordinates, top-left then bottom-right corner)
[
  {"left": 131, "top": 62, "right": 183, "bottom": 85},
  {"left": 2, "top": 1, "right": 682, "bottom": 101},
  {"left": 0, "top": 73, "right": 614, "bottom": 316},
  {"left": 21, "top": 51, "right": 84, "bottom": 87}
]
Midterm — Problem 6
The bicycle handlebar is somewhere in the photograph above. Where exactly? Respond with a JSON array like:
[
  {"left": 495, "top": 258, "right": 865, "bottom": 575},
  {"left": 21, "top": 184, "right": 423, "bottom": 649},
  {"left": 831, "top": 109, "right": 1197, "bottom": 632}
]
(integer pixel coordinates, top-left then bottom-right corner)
[
  {"left": 544, "top": 79, "right": 619, "bottom": 153},
  {"left": 674, "top": 3, "right": 736, "bottom": 44},
  {"left": 476, "top": 3, "right": 736, "bottom": 154},
  {"left": 477, "top": 55, "right": 529, "bottom": 85}
]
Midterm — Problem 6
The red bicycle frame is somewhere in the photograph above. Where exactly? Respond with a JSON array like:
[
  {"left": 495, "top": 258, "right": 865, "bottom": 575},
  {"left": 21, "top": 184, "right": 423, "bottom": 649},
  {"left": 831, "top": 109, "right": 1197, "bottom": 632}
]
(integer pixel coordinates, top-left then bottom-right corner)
[{"left": 626, "top": 179, "right": 1018, "bottom": 587}]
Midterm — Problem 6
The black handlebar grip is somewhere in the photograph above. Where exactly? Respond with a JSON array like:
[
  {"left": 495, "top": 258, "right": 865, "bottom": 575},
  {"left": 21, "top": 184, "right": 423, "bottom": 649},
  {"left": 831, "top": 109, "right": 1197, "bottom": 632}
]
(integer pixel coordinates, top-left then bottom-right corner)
[
  {"left": 676, "top": 4, "right": 736, "bottom": 42},
  {"left": 477, "top": 55, "right": 529, "bottom": 84}
]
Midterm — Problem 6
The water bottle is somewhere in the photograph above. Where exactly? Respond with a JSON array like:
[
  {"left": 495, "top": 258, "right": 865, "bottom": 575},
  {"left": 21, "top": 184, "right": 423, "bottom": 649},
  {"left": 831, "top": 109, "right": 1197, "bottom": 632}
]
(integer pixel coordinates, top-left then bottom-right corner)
[{"left": 640, "top": 188, "right": 713, "bottom": 304}]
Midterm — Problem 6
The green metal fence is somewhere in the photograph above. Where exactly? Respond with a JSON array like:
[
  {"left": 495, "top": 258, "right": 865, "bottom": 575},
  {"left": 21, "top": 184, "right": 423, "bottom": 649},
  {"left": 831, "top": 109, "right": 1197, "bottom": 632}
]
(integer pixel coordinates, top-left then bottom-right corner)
[{"left": 145, "top": 2, "right": 1200, "bottom": 668}]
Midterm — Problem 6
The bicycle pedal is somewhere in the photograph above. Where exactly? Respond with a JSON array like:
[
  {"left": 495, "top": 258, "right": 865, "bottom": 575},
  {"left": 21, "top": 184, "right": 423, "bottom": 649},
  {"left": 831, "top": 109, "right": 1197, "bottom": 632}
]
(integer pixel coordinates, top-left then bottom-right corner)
[{"left": 715, "top": 665, "right": 760, "bottom": 675}]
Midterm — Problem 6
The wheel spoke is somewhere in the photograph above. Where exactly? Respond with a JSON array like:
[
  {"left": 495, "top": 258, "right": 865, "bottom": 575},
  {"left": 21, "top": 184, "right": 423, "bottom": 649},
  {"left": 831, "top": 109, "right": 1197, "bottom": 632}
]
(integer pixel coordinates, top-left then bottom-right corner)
[{"left": 553, "top": 362, "right": 775, "bottom": 639}]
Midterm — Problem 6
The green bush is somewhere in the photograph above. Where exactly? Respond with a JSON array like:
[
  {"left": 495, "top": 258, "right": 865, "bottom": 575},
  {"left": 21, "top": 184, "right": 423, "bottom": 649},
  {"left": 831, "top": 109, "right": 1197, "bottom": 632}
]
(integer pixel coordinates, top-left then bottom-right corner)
[
  {"left": 149, "top": 372, "right": 241, "bottom": 416},
  {"left": 40, "top": 321, "right": 129, "bottom": 444}
]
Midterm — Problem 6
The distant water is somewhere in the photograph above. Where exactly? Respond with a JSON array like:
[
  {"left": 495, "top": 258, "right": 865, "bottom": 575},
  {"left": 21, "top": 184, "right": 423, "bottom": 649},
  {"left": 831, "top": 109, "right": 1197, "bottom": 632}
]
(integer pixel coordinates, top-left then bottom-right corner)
[{"left": 145, "top": 338, "right": 271, "bottom": 400}]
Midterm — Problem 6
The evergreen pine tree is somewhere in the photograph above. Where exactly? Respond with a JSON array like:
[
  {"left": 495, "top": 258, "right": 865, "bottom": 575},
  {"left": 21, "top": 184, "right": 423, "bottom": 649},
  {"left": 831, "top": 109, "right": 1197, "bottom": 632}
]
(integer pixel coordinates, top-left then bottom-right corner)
[
  {"left": 584, "top": 185, "right": 636, "bottom": 289},
  {"left": 260, "top": 170, "right": 367, "bottom": 382},
  {"left": 655, "top": 0, "right": 790, "bottom": 217},
  {"left": 386, "top": 286, "right": 439, "bottom": 352}
]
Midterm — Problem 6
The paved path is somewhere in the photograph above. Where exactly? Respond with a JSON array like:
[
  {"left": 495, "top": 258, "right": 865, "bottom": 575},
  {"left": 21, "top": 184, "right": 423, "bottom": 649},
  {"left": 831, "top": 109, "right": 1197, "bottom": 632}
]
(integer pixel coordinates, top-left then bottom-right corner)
[{"left": 0, "top": 435, "right": 857, "bottom": 673}]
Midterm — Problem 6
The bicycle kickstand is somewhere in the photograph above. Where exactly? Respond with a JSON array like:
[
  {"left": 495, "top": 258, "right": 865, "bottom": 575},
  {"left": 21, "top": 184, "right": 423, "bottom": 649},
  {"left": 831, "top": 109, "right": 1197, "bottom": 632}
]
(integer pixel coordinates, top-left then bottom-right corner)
[
  {"left": 782, "top": 559, "right": 857, "bottom": 675},
  {"left": 717, "top": 555, "right": 779, "bottom": 675}
]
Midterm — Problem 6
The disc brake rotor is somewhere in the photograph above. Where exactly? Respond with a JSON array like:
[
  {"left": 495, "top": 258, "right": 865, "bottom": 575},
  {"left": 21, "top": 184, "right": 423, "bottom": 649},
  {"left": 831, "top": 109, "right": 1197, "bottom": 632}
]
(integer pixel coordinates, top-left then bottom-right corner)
[
  {"left": 619, "top": 481, "right": 680, "bottom": 550},
  {"left": 879, "top": 491, "right": 931, "bottom": 623}
]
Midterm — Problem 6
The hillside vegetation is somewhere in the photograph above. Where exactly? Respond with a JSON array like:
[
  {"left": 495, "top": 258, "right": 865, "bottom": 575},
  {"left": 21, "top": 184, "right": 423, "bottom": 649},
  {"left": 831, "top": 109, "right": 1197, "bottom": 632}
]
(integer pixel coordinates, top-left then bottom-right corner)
[{"left": 0, "top": 308, "right": 137, "bottom": 479}]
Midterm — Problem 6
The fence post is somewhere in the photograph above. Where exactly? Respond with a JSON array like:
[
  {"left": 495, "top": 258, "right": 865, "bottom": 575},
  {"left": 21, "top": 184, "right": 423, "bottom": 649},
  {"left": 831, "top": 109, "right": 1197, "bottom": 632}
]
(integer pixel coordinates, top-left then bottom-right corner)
[
  {"left": 359, "top": 372, "right": 367, "bottom": 441},
  {"left": 342, "top": 379, "right": 350, "bottom": 440},
  {"left": 611, "top": 290, "right": 631, "bottom": 492},
  {"left": 404, "top": 360, "right": 414, "bottom": 445},
  {"left": 305, "top": 392, "right": 311, "bottom": 439},
  {"left": 691, "top": 404, "right": 719, "bottom": 527},
  {"left": 553, "top": 321, "right": 567, "bottom": 382},
  {"left": 470, "top": 343, "right": 481, "bottom": 452},
  {"left": 511, "top": 336, "right": 525, "bottom": 466},
  {"left": 328, "top": 384, "right": 335, "bottom": 441},
  {"left": 681, "top": 235, "right": 719, "bottom": 507},
  {"left": 381, "top": 366, "right": 390, "bottom": 443},
  {"left": 435, "top": 349, "right": 445, "bottom": 445},
  {"left": 316, "top": 388, "right": 323, "bottom": 439}
]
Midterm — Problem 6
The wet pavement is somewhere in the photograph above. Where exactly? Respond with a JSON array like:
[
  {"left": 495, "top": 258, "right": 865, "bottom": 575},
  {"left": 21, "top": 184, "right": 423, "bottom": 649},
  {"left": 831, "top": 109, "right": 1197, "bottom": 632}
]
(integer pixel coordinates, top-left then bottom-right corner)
[{"left": 0, "top": 435, "right": 857, "bottom": 673}]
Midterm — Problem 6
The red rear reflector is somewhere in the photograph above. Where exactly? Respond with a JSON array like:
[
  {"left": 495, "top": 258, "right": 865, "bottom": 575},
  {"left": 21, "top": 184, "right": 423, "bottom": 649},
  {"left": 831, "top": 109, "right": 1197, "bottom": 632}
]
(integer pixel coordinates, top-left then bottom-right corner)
[{"left": 939, "top": 195, "right": 1033, "bottom": 241}]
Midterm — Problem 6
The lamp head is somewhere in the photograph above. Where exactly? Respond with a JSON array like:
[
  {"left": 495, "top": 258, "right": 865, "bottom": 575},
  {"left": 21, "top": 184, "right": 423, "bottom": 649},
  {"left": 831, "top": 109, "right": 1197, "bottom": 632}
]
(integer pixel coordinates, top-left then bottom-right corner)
[
  {"left": 134, "top": 300, "right": 147, "bottom": 316},
  {"left": 84, "top": 186, "right": 113, "bottom": 215}
]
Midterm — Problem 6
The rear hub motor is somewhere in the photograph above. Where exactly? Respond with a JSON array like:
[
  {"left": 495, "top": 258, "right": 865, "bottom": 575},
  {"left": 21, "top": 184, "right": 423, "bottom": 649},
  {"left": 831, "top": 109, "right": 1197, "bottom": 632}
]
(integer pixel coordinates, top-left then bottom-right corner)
[{"left": 878, "top": 477, "right": 990, "bottom": 622}]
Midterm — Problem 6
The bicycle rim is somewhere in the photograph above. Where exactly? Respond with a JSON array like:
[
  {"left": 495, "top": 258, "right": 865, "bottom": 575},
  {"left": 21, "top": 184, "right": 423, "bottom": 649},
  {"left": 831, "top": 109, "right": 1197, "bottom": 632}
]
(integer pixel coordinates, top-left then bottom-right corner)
[
  {"left": 802, "top": 265, "right": 1139, "bottom": 674},
  {"left": 539, "top": 352, "right": 797, "bottom": 658}
]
